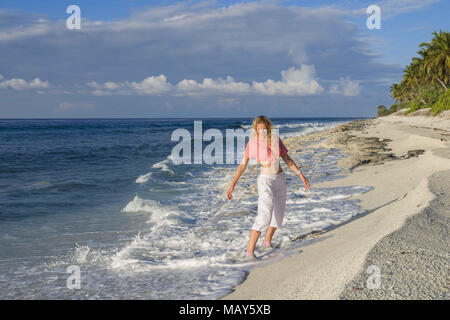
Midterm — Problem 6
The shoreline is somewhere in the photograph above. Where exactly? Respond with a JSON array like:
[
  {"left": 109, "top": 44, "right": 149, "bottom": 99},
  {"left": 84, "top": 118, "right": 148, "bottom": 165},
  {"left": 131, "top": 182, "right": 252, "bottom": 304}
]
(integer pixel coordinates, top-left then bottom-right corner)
[{"left": 222, "top": 114, "right": 450, "bottom": 299}]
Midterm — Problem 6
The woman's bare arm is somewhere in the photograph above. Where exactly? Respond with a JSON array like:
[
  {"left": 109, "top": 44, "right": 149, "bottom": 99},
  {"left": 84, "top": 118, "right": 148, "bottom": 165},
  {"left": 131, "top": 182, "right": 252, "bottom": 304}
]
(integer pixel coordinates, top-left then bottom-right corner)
[
  {"left": 281, "top": 153, "right": 310, "bottom": 190},
  {"left": 227, "top": 156, "right": 249, "bottom": 200}
]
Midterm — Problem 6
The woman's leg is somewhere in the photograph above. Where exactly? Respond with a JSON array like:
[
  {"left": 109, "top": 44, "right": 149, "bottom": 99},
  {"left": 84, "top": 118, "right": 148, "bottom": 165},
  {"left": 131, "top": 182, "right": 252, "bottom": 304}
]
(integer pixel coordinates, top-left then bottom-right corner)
[
  {"left": 248, "top": 176, "right": 273, "bottom": 255},
  {"left": 264, "top": 226, "right": 277, "bottom": 246},
  {"left": 246, "top": 229, "right": 261, "bottom": 254},
  {"left": 269, "top": 173, "right": 287, "bottom": 236}
]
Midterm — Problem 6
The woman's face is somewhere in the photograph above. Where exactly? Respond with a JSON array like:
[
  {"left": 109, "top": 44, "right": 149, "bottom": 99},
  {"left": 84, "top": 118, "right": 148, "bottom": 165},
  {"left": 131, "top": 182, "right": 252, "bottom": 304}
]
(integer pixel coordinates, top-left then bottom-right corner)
[{"left": 256, "top": 122, "right": 267, "bottom": 136}]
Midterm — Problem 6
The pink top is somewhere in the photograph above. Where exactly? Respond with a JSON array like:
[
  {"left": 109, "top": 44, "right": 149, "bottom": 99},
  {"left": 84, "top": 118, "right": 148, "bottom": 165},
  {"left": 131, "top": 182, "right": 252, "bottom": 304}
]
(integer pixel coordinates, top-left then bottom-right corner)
[{"left": 245, "top": 135, "right": 288, "bottom": 162}]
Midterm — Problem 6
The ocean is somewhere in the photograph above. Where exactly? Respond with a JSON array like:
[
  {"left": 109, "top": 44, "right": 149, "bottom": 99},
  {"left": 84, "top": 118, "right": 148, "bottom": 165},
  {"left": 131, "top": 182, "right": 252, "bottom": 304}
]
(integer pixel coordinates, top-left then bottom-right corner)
[{"left": 0, "top": 117, "right": 373, "bottom": 299}]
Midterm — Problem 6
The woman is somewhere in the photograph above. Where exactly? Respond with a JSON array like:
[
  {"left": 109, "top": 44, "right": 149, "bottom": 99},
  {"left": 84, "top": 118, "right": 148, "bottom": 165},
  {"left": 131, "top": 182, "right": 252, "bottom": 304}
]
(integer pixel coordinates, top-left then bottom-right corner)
[{"left": 227, "top": 116, "right": 310, "bottom": 259}]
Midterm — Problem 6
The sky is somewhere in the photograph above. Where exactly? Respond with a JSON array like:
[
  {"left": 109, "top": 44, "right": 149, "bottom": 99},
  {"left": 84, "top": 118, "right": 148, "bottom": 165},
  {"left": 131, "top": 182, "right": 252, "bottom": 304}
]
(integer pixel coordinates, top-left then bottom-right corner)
[{"left": 0, "top": 0, "right": 449, "bottom": 118}]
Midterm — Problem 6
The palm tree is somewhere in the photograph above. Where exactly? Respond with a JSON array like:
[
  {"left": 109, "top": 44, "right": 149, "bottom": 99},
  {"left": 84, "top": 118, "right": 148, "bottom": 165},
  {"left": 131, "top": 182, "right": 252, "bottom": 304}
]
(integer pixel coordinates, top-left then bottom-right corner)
[
  {"left": 403, "top": 58, "right": 422, "bottom": 95},
  {"left": 390, "top": 80, "right": 409, "bottom": 103},
  {"left": 390, "top": 83, "right": 400, "bottom": 101},
  {"left": 420, "top": 30, "right": 450, "bottom": 90},
  {"left": 384, "top": 31, "right": 449, "bottom": 116}
]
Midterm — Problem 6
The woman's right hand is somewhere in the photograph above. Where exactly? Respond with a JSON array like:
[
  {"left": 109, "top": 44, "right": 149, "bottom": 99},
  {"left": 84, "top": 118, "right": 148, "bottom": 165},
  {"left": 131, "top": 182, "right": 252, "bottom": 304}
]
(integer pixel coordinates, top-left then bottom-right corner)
[{"left": 227, "top": 184, "right": 235, "bottom": 200}]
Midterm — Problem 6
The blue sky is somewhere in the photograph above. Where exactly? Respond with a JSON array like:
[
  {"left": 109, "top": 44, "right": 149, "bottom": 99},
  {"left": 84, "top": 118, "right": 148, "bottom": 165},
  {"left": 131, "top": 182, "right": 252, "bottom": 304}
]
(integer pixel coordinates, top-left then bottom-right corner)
[{"left": 0, "top": 0, "right": 449, "bottom": 118}]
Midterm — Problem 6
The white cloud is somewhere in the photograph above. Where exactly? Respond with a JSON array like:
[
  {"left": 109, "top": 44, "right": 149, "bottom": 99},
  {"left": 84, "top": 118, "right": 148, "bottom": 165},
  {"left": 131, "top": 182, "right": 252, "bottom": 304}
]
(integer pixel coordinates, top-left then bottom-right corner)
[
  {"left": 0, "top": 2, "right": 353, "bottom": 75},
  {"left": 88, "top": 75, "right": 172, "bottom": 95},
  {"left": 87, "top": 82, "right": 105, "bottom": 90},
  {"left": 0, "top": 23, "right": 53, "bottom": 43},
  {"left": 175, "top": 76, "right": 251, "bottom": 96},
  {"left": 347, "top": 0, "right": 440, "bottom": 19},
  {"left": 104, "top": 82, "right": 121, "bottom": 90},
  {"left": 128, "top": 75, "right": 173, "bottom": 95},
  {"left": 329, "top": 77, "right": 361, "bottom": 96},
  {"left": 29, "top": 78, "right": 49, "bottom": 89},
  {"left": 91, "top": 90, "right": 111, "bottom": 96},
  {"left": 0, "top": 0, "right": 416, "bottom": 114},
  {"left": 378, "top": 0, "right": 441, "bottom": 19},
  {"left": 0, "top": 0, "right": 436, "bottom": 45},
  {"left": 252, "top": 65, "right": 323, "bottom": 96},
  {"left": 0, "top": 76, "right": 49, "bottom": 90},
  {"left": 88, "top": 65, "right": 324, "bottom": 97}
]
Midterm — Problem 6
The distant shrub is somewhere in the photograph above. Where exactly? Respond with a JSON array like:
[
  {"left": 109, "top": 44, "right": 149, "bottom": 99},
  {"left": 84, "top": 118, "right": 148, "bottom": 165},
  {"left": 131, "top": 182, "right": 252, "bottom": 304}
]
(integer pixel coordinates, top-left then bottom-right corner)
[
  {"left": 393, "top": 102, "right": 410, "bottom": 114},
  {"left": 431, "top": 89, "right": 450, "bottom": 115},
  {"left": 389, "top": 103, "right": 399, "bottom": 112},
  {"left": 377, "top": 105, "right": 390, "bottom": 117},
  {"left": 405, "top": 99, "right": 423, "bottom": 114},
  {"left": 398, "top": 102, "right": 409, "bottom": 109},
  {"left": 377, "top": 103, "right": 409, "bottom": 116},
  {"left": 420, "top": 86, "right": 444, "bottom": 106}
]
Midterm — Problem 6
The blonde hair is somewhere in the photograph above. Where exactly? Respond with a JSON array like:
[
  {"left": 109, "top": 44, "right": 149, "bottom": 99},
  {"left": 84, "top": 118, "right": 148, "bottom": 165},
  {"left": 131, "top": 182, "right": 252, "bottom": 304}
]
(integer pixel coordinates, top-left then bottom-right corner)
[{"left": 251, "top": 115, "right": 274, "bottom": 146}]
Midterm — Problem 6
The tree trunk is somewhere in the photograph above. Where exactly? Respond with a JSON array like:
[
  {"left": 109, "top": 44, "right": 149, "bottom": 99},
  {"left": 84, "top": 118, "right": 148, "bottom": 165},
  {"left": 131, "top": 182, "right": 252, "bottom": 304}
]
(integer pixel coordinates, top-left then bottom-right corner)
[{"left": 434, "top": 75, "right": 448, "bottom": 90}]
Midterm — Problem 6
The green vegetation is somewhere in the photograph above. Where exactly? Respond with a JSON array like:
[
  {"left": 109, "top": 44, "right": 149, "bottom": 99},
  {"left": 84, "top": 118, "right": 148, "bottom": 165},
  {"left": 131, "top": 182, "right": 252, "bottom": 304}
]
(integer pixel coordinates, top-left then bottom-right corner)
[
  {"left": 431, "top": 89, "right": 450, "bottom": 115},
  {"left": 377, "top": 30, "right": 450, "bottom": 117}
]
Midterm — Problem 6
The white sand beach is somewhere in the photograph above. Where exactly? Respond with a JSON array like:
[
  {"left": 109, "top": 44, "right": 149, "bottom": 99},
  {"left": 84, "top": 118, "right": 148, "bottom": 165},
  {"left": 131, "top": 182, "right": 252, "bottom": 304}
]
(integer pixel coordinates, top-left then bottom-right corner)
[{"left": 223, "top": 113, "right": 450, "bottom": 300}]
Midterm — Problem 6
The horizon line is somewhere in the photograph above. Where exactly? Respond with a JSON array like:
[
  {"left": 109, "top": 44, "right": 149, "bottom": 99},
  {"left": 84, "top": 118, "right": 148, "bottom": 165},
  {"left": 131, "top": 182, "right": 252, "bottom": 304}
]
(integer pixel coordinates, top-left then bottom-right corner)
[{"left": 0, "top": 116, "right": 373, "bottom": 120}]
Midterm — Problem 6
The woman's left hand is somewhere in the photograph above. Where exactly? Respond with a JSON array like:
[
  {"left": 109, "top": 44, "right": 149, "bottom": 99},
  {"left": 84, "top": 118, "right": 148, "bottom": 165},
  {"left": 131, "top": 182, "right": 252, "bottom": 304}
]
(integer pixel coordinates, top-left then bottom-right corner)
[{"left": 299, "top": 174, "right": 310, "bottom": 190}]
